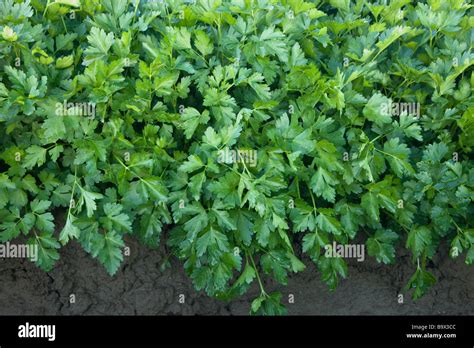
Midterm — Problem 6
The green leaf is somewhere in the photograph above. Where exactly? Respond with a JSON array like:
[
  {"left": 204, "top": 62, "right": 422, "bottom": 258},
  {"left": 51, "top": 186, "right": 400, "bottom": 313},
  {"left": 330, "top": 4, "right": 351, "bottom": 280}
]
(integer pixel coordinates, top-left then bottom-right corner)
[
  {"left": 234, "top": 263, "right": 256, "bottom": 288},
  {"left": 0, "top": 221, "right": 21, "bottom": 242},
  {"left": 97, "top": 230, "right": 125, "bottom": 276},
  {"left": 182, "top": 204, "right": 209, "bottom": 236},
  {"left": 288, "top": 42, "right": 308, "bottom": 67},
  {"left": 375, "top": 26, "right": 413, "bottom": 54},
  {"left": 30, "top": 199, "right": 52, "bottom": 213},
  {"left": 316, "top": 209, "right": 341, "bottom": 235},
  {"left": 179, "top": 154, "right": 204, "bottom": 173},
  {"left": 250, "top": 295, "right": 265, "bottom": 314},
  {"left": 406, "top": 226, "right": 432, "bottom": 257},
  {"left": 423, "top": 143, "right": 449, "bottom": 163},
  {"left": 188, "top": 172, "right": 206, "bottom": 201},
  {"left": 59, "top": 214, "right": 80, "bottom": 245},
  {"left": 49, "top": 145, "right": 64, "bottom": 162},
  {"left": 363, "top": 93, "right": 392, "bottom": 126},
  {"left": 154, "top": 72, "right": 179, "bottom": 96},
  {"left": 302, "top": 230, "right": 328, "bottom": 262},
  {"left": 194, "top": 30, "right": 213, "bottom": 56},
  {"left": 288, "top": 253, "right": 306, "bottom": 272},
  {"left": 172, "top": 27, "right": 192, "bottom": 50},
  {"left": 318, "top": 256, "right": 348, "bottom": 291},
  {"left": 35, "top": 212, "right": 55, "bottom": 233},
  {"left": 180, "top": 108, "right": 210, "bottom": 139},
  {"left": 311, "top": 167, "right": 337, "bottom": 202},
  {"left": 212, "top": 207, "right": 237, "bottom": 231},
  {"left": 405, "top": 268, "right": 436, "bottom": 300},
  {"left": 42, "top": 116, "right": 66, "bottom": 142},
  {"left": 54, "top": 0, "right": 81, "bottom": 8},
  {"left": 84, "top": 27, "right": 115, "bottom": 65},
  {"left": 330, "top": 0, "right": 350, "bottom": 12},
  {"left": 202, "top": 127, "right": 221, "bottom": 147},
  {"left": 293, "top": 129, "right": 315, "bottom": 155},
  {"left": 255, "top": 218, "right": 272, "bottom": 247},
  {"left": 250, "top": 292, "right": 287, "bottom": 315},
  {"left": 273, "top": 212, "right": 289, "bottom": 230},
  {"left": 255, "top": 27, "right": 288, "bottom": 63},
  {"left": 233, "top": 210, "right": 254, "bottom": 246},
  {"left": 23, "top": 145, "right": 47, "bottom": 169},
  {"left": 335, "top": 202, "right": 363, "bottom": 238},
  {"left": 20, "top": 213, "right": 36, "bottom": 235},
  {"left": 383, "top": 138, "right": 413, "bottom": 177},
  {"left": 56, "top": 55, "right": 74, "bottom": 69},
  {"left": 361, "top": 192, "right": 380, "bottom": 222},
  {"left": 139, "top": 177, "right": 168, "bottom": 202},
  {"left": 398, "top": 114, "right": 423, "bottom": 141},
  {"left": 367, "top": 229, "right": 398, "bottom": 264},
  {"left": 196, "top": 227, "right": 230, "bottom": 257},
  {"left": 79, "top": 187, "right": 103, "bottom": 217},
  {"left": 29, "top": 232, "right": 60, "bottom": 272},
  {"left": 77, "top": 220, "right": 102, "bottom": 256},
  {"left": 138, "top": 208, "right": 164, "bottom": 247},
  {"left": 103, "top": 203, "right": 132, "bottom": 232},
  {"left": 261, "top": 251, "right": 290, "bottom": 284},
  {"left": 245, "top": 72, "right": 271, "bottom": 100}
]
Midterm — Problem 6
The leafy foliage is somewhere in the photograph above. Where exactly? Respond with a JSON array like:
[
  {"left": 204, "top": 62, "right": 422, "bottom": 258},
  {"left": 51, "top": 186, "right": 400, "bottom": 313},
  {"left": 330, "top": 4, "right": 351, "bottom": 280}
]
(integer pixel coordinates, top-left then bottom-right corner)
[{"left": 0, "top": 0, "right": 473, "bottom": 314}]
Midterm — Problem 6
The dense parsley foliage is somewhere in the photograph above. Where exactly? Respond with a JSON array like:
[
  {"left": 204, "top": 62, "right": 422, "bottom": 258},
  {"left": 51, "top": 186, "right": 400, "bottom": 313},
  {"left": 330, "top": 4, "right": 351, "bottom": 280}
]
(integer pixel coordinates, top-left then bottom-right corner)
[{"left": 0, "top": 0, "right": 473, "bottom": 314}]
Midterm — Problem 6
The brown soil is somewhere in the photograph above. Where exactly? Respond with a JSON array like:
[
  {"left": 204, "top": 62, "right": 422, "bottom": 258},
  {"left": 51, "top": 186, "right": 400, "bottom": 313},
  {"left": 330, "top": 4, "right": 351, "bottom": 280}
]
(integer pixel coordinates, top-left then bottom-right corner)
[{"left": 1, "top": 236, "right": 473, "bottom": 315}]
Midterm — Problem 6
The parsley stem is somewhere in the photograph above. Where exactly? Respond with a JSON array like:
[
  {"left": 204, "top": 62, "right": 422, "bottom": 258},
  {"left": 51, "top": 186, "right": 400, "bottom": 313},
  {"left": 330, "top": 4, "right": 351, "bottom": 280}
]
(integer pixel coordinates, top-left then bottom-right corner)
[
  {"left": 131, "top": 0, "right": 140, "bottom": 26},
  {"left": 374, "top": 147, "right": 400, "bottom": 161},
  {"left": 221, "top": 163, "right": 247, "bottom": 180},
  {"left": 295, "top": 176, "right": 301, "bottom": 199},
  {"left": 43, "top": 0, "right": 51, "bottom": 18},
  {"left": 451, "top": 219, "right": 463, "bottom": 234},
  {"left": 65, "top": 172, "right": 78, "bottom": 219},
  {"left": 114, "top": 154, "right": 162, "bottom": 194},
  {"left": 308, "top": 184, "right": 317, "bottom": 213},
  {"left": 31, "top": 228, "right": 48, "bottom": 262},
  {"left": 61, "top": 16, "right": 68, "bottom": 33},
  {"left": 384, "top": 210, "right": 410, "bottom": 234},
  {"left": 249, "top": 252, "right": 267, "bottom": 297},
  {"left": 369, "top": 134, "right": 383, "bottom": 144},
  {"left": 216, "top": 18, "right": 224, "bottom": 63},
  {"left": 190, "top": 48, "right": 209, "bottom": 68},
  {"left": 240, "top": 158, "right": 252, "bottom": 178}
]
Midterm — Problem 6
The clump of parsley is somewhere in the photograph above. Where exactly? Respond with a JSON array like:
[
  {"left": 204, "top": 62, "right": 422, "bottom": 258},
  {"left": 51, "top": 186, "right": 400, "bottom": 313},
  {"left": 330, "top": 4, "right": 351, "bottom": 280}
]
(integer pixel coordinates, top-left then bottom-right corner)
[{"left": 0, "top": 0, "right": 472, "bottom": 314}]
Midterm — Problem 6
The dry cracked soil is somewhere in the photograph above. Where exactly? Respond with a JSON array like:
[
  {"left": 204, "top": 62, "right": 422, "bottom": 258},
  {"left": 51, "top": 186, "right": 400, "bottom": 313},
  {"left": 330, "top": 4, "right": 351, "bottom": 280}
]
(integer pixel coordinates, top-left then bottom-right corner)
[{"left": 1, "top": 234, "right": 473, "bottom": 315}]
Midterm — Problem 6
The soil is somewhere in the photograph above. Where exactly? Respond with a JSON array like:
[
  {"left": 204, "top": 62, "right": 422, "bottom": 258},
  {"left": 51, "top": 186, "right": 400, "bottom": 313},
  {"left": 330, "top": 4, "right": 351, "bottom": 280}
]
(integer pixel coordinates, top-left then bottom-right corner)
[{"left": 1, "top": 235, "right": 473, "bottom": 315}]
